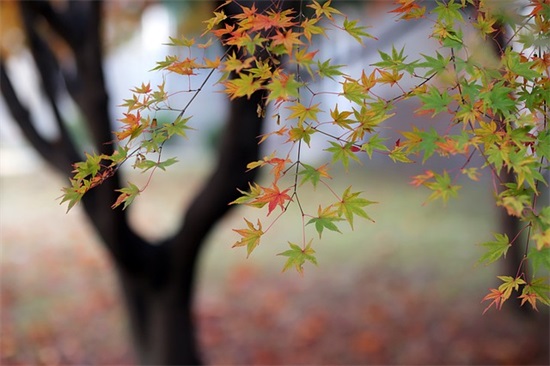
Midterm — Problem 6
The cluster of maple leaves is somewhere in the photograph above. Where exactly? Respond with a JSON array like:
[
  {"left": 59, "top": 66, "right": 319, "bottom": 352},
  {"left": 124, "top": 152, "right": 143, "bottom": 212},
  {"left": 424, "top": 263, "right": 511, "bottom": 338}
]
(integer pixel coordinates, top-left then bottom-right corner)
[{"left": 61, "top": 0, "right": 549, "bottom": 311}]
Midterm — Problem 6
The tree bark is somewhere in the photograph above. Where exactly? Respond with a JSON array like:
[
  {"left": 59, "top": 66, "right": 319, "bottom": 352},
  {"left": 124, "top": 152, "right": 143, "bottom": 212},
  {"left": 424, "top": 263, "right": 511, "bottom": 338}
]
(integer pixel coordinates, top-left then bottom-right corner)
[{"left": 1, "top": 1, "right": 279, "bottom": 364}]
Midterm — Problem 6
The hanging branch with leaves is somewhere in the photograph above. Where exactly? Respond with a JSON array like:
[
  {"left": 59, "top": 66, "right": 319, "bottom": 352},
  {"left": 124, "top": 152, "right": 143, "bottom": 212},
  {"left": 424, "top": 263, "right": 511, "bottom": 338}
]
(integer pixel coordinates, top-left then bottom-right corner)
[{"left": 61, "top": 0, "right": 549, "bottom": 311}]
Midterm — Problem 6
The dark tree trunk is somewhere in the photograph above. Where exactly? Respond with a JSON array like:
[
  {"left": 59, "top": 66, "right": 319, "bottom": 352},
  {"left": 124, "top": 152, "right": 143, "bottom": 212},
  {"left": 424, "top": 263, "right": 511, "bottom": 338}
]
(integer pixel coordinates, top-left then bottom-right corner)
[{"left": 0, "top": 1, "right": 291, "bottom": 364}]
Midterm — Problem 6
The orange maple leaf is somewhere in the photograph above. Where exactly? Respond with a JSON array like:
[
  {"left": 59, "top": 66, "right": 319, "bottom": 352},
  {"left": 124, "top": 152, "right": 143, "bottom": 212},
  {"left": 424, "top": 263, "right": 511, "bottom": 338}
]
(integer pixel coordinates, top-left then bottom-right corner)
[
  {"left": 271, "top": 29, "right": 304, "bottom": 55},
  {"left": 258, "top": 125, "right": 289, "bottom": 144},
  {"left": 167, "top": 57, "right": 200, "bottom": 76},
  {"left": 528, "top": 0, "right": 548, "bottom": 16},
  {"left": 252, "top": 184, "right": 292, "bottom": 216},
  {"left": 410, "top": 170, "right": 435, "bottom": 187},
  {"left": 481, "top": 288, "right": 506, "bottom": 314},
  {"left": 518, "top": 292, "right": 539, "bottom": 311},
  {"left": 267, "top": 157, "right": 290, "bottom": 181},
  {"left": 389, "top": 0, "right": 419, "bottom": 14}
]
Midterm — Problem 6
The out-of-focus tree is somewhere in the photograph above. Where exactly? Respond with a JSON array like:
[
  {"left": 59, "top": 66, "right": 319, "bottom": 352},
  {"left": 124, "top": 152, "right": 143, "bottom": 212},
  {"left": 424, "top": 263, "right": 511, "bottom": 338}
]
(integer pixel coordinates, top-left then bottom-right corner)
[{"left": 0, "top": 0, "right": 289, "bottom": 364}]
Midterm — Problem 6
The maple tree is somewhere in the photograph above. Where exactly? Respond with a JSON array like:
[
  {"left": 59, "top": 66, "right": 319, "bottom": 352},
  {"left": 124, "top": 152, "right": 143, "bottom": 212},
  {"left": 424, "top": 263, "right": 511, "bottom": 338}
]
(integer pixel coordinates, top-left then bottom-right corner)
[{"left": 60, "top": 0, "right": 549, "bottom": 315}]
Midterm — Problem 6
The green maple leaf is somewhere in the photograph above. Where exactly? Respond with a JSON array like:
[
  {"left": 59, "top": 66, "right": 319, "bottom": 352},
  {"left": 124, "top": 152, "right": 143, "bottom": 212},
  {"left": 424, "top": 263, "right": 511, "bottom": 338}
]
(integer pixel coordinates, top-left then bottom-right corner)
[
  {"left": 288, "top": 126, "right": 315, "bottom": 146},
  {"left": 388, "top": 145, "right": 414, "bottom": 163},
  {"left": 307, "top": 205, "right": 344, "bottom": 238},
  {"left": 525, "top": 278, "right": 550, "bottom": 306},
  {"left": 162, "top": 116, "right": 192, "bottom": 138},
  {"left": 325, "top": 141, "right": 361, "bottom": 170},
  {"left": 343, "top": 18, "right": 375, "bottom": 44},
  {"left": 112, "top": 182, "right": 141, "bottom": 210},
  {"left": 336, "top": 186, "right": 376, "bottom": 229},
  {"left": 418, "top": 51, "right": 451, "bottom": 76},
  {"left": 417, "top": 86, "right": 452, "bottom": 116},
  {"left": 229, "top": 182, "right": 265, "bottom": 207},
  {"left": 301, "top": 16, "right": 326, "bottom": 42},
  {"left": 477, "top": 233, "right": 511, "bottom": 265},
  {"left": 372, "top": 46, "right": 416, "bottom": 73},
  {"left": 266, "top": 72, "right": 301, "bottom": 102},
  {"left": 278, "top": 240, "right": 318, "bottom": 275},
  {"left": 360, "top": 134, "right": 388, "bottom": 158},
  {"left": 298, "top": 163, "right": 330, "bottom": 188},
  {"left": 60, "top": 179, "right": 87, "bottom": 213},
  {"left": 227, "top": 73, "right": 264, "bottom": 99},
  {"left": 316, "top": 59, "right": 345, "bottom": 80},
  {"left": 432, "top": 0, "right": 464, "bottom": 24},
  {"left": 425, "top": 171, "right": 461, "bottom": 204},
  {"left": 479, "top": 81, "right": 516, "bottom": 117},
  {"left": 72, "top": 152, "right": 105, "bottom": 181}
]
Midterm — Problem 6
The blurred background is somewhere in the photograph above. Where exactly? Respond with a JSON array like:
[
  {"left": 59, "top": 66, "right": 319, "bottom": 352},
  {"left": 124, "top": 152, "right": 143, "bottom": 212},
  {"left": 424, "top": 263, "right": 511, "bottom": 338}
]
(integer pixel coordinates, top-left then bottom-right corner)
[{"left": 1, "top": 0, "right": 548, "bottom": 365}]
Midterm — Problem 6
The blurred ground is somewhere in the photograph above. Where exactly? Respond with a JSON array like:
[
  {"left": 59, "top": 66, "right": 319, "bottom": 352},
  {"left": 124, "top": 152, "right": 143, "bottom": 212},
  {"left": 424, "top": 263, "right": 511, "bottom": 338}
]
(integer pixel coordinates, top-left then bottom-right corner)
[{"left": 1, "top": 163, "right": 549, "bottom": 365}]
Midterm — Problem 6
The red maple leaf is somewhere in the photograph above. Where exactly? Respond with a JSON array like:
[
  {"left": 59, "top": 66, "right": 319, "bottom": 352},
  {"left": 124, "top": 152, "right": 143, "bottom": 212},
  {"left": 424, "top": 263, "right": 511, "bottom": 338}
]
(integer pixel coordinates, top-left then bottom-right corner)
[{"left": 252, "top": 184, "right": 292, "bottom": 216}]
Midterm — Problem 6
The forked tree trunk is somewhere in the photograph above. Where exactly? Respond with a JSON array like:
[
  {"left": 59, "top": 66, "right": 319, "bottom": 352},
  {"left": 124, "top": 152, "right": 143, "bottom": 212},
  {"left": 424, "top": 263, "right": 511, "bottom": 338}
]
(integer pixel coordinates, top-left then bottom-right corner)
[{"left": 0, "top": 1, "right": 282, "bottom": 364}]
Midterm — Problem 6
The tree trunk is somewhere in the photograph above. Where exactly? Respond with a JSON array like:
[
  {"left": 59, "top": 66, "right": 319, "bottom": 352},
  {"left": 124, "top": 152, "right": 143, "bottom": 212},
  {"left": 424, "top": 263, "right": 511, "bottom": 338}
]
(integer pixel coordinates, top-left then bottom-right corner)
[{"left": 2, "top": 2, "right": 274, "bottom": 363}]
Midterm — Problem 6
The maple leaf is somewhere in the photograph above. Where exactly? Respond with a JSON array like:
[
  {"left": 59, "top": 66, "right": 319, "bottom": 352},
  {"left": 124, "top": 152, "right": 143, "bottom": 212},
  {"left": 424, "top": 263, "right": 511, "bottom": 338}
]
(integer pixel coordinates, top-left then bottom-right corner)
[
  {"left": 202, "top": 10, "right": 227, "bottom": 35},
  {"left": 473, "top": 12, "right": 497, "bottom": 38},
  {"left": 498, "top": 275, "right": 527, "bottom": 301},
  {"left": 232, "top": 218, "right": 263, "bottom": 257},
  {"left": 336, "top": 186, "right": 376, "bottom": 229},
  {"left": 389, "top": 0, "right": 426, "bottom": 20},
  {"left": 461, "top": 167, "right": 480, "bottom": 181},
  {"left": 343, "top": 18, "right": 376, "bottom": 44},
  {"left": 307, "top": 0, "right": 342, "bottom": 21},
  {"left": 307, "top": 205, "right": 344, "bottom": 238},
  {"left": 330, "top": 105, "right": 354, "bottom": 130},
  {"left": 112, "top": 183, "right": 141, "bottom": 210},
  {"left": 270, "top": 28, "right": 304, "bottom": 55},
  {"left": 298, "top": 163, "right": 331, "bottom": 188},
  {"left": 481, "top": 288, "right": 506, "bottom": 314},
  {"left": 341, "top": 78, "right": 368, "bottom": 105},
  {"left": 130, "top": 82, "right": 152, "bottom": 94},
  {"left": 211, "top": 23, "right": 235, "bottom": 39},
  {"left": 166, "top": 57, "right": 200, "bottom": 76},
  {"left": 165, "top": 35, "right": 195, "bottom": 48},
  {"left": 258, "top": 125, "right": 289, "bottom": 145},
  {"left": 521, "top": 278, "right": 550, "bottom": 309},
  {"left": 224, "top": 73, "right": 263, "bottom": 100},
  {"left": 278, "top": 240, "right": 318, "bottom": 276},
  {"left": 229, "top": 182, "right": 265, "bottom": 208},
  {"left": 223, "top": 52, "right": 254, "bottom": 73},
  {"left": 286, "top": 102, "right": 322, "bottom": 125},
  {"left": 294, "top": 48, "right": 319, "bottom": 77},
  {"left": 266, "top": 71, "right": 302, "bottom": 103},
  {"left": 245, "top": 7, "right": 296, "bottom": 32},
  {"left": 60, "top": 179, "right": 88, "bottom": 212},
  {"left": 325, "top": 141, "right": 362, "bottom": 170},
  {"left": 424, "top": 171, "right": 461, "bottom": 204},
  {"left": 316, "top": 59, "right": 345, "bottom": 80},
  {"left": 252, "top": 184, "right": 292, "bottom": 216},
  {"left": 477, "top": 233, "right": 511, "bottom": 265},
  {"left": 518, "top": 290, "right": 539, "bottom": 311},
  {"left": 301, "top": 17, "right": 326, "bottom": 42},
  {"left": 376, "top": 69, "right": 403, "bottom": 86},
  {"left": 360, "top": 134, "right": 389, "bottom": 158},
  {"left": 388, "top": 145, "right": 414, "bottom": 163},
  {"left": 410, "top": 170, "right": 435, "bottom": 187},
  {"left": 288, "top": 126, "right": 315, "bottom": 146},
  {"left": 360, "top": 69, "right": 377, "bottom": 91},
  {"left": 247, "top": 153, "right": 290, "bottom": 181}
]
